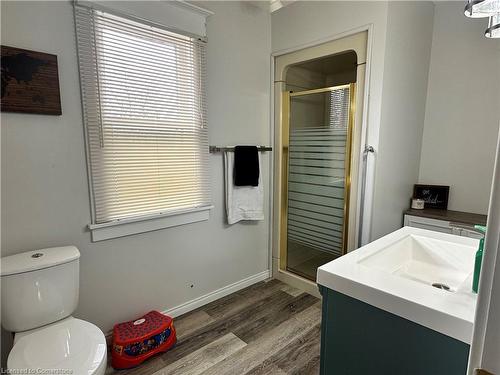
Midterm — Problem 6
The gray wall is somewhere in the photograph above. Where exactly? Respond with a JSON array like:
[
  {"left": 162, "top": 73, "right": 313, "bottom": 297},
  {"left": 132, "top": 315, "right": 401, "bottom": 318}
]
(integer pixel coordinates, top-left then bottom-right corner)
[
  {"left": 371, "top": 1, "right": 435, "bottom": 239},
  {"left": 1, "top": 0, "right": 271, "bottom": 363},
  {"left": 286, "top": 66, "right": 327, "bottom": 129},
  {"left": 418, "top": 2, "right": 500, "bottom": 215}
]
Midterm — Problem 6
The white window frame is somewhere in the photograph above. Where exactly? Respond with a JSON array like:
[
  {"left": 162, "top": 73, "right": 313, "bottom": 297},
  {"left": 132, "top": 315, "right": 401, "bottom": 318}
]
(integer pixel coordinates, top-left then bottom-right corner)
[
  {"left": 88, "top": 206, "right": 212, "bottom": 242},
  {"left": 74, "top": 2, "right": 213, "bottom": 242}
]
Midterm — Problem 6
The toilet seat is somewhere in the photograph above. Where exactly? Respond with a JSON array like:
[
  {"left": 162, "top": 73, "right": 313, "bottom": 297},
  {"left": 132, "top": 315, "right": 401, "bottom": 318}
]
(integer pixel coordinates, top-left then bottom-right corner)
[{"left": 8, "top": 316, "right": 107, "bottom": 375}]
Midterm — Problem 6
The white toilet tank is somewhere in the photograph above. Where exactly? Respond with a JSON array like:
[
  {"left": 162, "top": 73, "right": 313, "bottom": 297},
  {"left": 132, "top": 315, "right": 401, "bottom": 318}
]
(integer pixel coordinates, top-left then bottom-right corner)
[{"left": 1, "top": 246, "right": 80, "bottom": 332}]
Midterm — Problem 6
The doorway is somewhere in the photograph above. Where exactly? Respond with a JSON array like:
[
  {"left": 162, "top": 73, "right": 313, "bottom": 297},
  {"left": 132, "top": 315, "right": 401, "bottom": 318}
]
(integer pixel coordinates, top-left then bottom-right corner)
[{"left": 273, "top": 32, "right": 368, "bottom": 286}]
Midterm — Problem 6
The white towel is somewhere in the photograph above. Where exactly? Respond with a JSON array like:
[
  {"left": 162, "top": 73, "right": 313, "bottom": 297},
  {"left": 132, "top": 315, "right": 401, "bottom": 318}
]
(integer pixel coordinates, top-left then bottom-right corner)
[{"left": 224, "top": 151, "right": 264, "bottom": 225}]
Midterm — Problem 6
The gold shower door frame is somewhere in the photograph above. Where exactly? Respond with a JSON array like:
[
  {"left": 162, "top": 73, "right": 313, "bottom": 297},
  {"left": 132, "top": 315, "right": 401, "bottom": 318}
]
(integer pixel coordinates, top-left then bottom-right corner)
[{"left": 279, "top": 83, "right": 356, "bottom": 273}]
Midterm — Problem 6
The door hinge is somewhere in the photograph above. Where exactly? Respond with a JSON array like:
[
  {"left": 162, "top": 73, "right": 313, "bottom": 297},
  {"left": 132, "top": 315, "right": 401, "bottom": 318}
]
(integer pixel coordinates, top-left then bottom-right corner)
[{"left": 363, "top": 145, "right": 375, "bottom": 154}]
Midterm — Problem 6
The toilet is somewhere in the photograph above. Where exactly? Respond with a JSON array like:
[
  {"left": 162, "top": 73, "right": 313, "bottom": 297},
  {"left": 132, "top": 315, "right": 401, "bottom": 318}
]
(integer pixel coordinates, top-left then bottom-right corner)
[{"left": 1, "top": 246, "right": 107, "bottom": 375}]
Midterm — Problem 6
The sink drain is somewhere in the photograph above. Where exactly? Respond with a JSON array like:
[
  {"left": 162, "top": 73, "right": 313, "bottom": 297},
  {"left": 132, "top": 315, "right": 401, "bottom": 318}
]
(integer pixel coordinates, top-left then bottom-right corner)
[{"left": 432, "top": 283, "right": 450, "bottom": 291}]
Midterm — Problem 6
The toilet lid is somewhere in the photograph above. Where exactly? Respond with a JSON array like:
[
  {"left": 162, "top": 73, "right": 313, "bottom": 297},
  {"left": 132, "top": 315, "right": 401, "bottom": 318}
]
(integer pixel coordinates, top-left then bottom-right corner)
[{"left": 8, "top": 317, "right": 107, "bottom": 375}]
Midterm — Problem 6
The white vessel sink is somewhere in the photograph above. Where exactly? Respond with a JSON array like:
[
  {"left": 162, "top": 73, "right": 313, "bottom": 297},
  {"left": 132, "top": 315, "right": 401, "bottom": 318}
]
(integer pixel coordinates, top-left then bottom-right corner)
[{"left": 317, "top": 227, "right": 478, "bottom": 344}]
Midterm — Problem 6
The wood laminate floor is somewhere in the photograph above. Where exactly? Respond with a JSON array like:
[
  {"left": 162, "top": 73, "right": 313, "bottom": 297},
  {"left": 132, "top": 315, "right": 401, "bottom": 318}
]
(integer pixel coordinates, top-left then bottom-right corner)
[{"left": 106, "top": 279, "right": 321, "bottom": 375}]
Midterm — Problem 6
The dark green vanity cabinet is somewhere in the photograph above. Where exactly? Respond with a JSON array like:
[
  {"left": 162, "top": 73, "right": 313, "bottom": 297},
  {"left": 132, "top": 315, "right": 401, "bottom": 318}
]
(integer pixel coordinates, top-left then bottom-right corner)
[{"left": 319, "top": 286, "right": 470, "bottom": 375}]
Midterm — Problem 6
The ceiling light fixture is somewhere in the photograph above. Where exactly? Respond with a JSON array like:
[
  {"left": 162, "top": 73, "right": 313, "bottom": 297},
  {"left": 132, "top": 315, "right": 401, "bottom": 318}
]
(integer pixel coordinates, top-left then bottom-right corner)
[
  {"left": 464, "top": 0, "right": 500, "bottom": 38},
  {"left": 465, "top": 0, "right": 500, "bottom": 17},
  {"left": 485, "top": 13, "right": 500, "bottom": 37}
]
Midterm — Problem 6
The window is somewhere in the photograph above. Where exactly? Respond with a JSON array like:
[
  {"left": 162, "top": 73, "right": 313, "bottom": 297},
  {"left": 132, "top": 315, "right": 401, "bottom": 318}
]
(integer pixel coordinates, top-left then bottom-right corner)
[
  {"left": 75, "top": 5, "right": 211, "bottom": 240},
  {"left": 328, "top": 87, "right": 350, "bottom": 129}
]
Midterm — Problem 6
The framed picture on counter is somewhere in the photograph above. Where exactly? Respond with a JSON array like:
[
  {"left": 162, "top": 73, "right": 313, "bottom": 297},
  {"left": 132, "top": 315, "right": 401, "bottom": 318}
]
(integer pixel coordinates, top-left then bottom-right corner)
[{"left": 413, "top": 184, "right": 450, "bottom": 210}]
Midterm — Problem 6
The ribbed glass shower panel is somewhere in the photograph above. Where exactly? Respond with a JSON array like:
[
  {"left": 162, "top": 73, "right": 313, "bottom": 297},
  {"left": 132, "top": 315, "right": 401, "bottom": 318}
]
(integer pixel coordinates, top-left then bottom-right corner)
[{"left": 284, "top": 85, "right": 353, "bottom": 281}]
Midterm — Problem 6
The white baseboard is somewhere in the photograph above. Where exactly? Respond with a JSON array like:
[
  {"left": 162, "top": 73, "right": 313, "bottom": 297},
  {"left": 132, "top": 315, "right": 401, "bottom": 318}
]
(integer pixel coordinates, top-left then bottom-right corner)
[
  {"left": 163, "top": 270, "right": 272, "bottom": 318},
  {"left": 105, "top": 270, "right": 271, "bottom": 344}
]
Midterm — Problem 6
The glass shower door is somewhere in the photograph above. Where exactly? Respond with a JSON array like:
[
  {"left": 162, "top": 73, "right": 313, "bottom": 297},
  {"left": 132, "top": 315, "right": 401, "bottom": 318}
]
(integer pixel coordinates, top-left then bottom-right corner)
[{"left": 282, "top": 84, "right": 355, "bottom": 281}]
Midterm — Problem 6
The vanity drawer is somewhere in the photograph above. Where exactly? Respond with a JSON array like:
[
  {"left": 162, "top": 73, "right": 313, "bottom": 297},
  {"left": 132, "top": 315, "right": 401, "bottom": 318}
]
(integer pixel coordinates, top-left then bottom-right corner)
[
  {"left": 404, "top": 214, "right": 483, "bottom": 238},
  {"left": 404, "top": 214, "right": 454, "bottom": 234}
]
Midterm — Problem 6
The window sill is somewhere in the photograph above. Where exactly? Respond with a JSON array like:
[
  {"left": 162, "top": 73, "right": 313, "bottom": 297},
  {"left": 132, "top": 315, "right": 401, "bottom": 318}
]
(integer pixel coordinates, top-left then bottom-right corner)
[{"left": 88, "top": 205, "right": 213, "bottom": 242}]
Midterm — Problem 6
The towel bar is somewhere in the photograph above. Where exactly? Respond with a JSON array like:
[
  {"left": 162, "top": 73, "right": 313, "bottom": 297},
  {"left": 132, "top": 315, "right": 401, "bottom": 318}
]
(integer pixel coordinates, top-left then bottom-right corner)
[{"left": 209, "top": 146, "right": 272, "bottom": 153}]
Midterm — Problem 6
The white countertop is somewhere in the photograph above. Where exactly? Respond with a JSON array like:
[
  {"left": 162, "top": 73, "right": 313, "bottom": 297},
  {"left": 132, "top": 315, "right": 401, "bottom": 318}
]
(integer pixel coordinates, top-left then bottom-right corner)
[{"left": 317, "top": 226, "right": 478, "bottom": 344}]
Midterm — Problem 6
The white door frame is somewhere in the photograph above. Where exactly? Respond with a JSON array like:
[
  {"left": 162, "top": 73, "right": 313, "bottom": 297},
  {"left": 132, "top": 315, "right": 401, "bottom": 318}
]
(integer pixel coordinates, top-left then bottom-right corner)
[
  {"left": 268, "top": 24, "right": 376, "bottom": 290},
  {"left": 468, "top": 126, "right": 500, "bottom": 375}
]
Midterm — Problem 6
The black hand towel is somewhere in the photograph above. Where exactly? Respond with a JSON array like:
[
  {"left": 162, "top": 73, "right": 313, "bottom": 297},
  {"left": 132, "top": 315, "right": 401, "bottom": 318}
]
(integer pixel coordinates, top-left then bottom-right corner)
[{"left": 234, "top": 145, "right": 259, "bottom": 186}]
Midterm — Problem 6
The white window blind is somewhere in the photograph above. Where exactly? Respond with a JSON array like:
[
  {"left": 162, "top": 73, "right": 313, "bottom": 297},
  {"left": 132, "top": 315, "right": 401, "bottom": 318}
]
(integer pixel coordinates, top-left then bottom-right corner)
[{"left": 75, "top": 5, "right": 211, "bottom": 226}]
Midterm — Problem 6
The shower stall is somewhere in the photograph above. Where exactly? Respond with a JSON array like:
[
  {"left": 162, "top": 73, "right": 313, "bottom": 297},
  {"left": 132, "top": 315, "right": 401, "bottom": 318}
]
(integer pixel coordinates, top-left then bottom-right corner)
[
  {"left": 273, "top": 32, "right": 368, "bottom": 285},
  {"left": 281, "top": 84, "right": 356, "bottom": 280}
]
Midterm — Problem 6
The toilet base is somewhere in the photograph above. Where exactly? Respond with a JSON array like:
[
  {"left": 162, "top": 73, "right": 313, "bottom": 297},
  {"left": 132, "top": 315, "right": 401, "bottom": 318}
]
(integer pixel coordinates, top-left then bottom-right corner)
[{"left": 8, "top": 317, "right": 107, "bottom": 375}]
